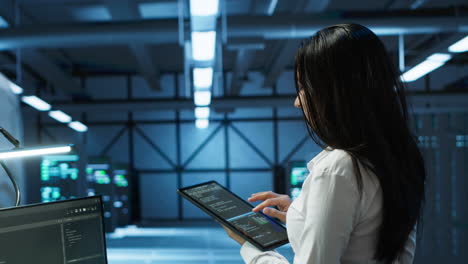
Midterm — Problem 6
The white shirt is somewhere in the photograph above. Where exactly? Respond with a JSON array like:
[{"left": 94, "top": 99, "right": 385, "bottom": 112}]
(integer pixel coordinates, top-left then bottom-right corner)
[{"left": 240, "top": 148, "right": 416, "bottom": 264}]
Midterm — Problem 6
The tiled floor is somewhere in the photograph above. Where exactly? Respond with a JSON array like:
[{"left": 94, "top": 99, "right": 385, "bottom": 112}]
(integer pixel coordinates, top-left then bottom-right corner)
[{"left": 106, "top": 226, "right": 294, "bottom": 264}]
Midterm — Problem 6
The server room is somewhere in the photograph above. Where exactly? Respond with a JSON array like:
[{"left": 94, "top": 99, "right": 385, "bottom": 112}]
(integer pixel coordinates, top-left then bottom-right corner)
[{"left": 0, "top": 0, "right": 467, "bottom": 263}]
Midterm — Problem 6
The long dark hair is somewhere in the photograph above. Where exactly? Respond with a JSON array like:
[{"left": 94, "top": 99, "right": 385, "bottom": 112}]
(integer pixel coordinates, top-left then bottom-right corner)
[{"left": 294, "top": 23, "right": 425, "bottom": 263}]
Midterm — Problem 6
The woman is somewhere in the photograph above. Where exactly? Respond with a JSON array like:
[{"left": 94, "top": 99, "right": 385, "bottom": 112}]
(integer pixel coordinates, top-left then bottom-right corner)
[{"left": 222, "top": 23, "right": 426, "bottom": 264}]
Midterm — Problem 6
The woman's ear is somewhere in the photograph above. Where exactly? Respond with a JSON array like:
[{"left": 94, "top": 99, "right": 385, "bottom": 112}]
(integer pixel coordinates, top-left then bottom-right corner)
[{"left": 294, "top": 96, "right": 301, "bottom": 108}]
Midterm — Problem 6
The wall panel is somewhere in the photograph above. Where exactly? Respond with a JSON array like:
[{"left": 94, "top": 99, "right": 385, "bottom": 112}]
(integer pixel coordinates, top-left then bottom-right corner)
[
  {"left": 132, "top": 75, "right": 175, "bottom": 99},
  {"left": 134, "top": 124, "right": 176, "bottom": 170},
  {"left": 230, "top": 172, "right": 273, "bottom": 204},
  {"left": 139, "top": 173, "right": 178, "bottom": 219},
  {"left": 181, "top": 123, "right": 225, "bottom": 169},
  {"left": 86, "top": 76, "right": 127, "bottom": 99},
  {"left": 229, "top": 122, "right": 273, "bottom": 168}
]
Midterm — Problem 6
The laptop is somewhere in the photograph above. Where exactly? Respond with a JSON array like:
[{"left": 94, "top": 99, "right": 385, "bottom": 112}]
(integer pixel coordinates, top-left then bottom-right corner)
[{"left": 0, "top": 196, "right": 107, "bottom": 264}]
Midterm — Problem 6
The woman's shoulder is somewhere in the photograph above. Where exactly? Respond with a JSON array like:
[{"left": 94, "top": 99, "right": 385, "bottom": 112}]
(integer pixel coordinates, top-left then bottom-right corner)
[
  {"left": 313, "top": 148, "right": 355, "bottom": 177},
  {"left": 312, "top": 148, "right": 381, "bottom": 194}
]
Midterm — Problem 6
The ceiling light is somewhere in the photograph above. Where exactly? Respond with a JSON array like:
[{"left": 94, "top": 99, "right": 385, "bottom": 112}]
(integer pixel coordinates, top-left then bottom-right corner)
[
  {"left": 401, "top": 53, "right": 452, "bottom": 82},
  {"left": 267, "top": 0, "right": 278, "bottom": 15},
  {"left": 21, "top": 96, "right": 51, "bottom": 111},
  {"left": 48, "top": 111, "right": 72, "bottom": 123},
  {"left": 191, "top": 31, "right": 216, "bottom": 61},
  {"left": 427, "top": 53, "right": 452, "bottom": 62},
  {"left": 195, "top": 107, "right": 210, "bottom": 119},
  {"left": 194, "top": 91, "right": 212, "bottom": 106},
  {"left": 190, "top": 0, "right": 219, "bottom": 16},
  {"left": 68, "top": 121, "right": 88, "bottom": 133},
  {"left": 9, "top": 82, "right": 24, "bottom": 94},
  {"left": 0, "top": 16, "right": 8, "bottom": 28},
  {"left": 193, "top": 67, "right": 213, "bottom": 89},
  {"left": 0, "top": 145, "right": 73, "bottom": 160},
  {"left": 195, "top": 119, "right": 209, "bottom": 129},
  {"left": 448, "top": 36, "right": 468, "bottom": 53},
  {"left": 0, "top": 73, "right": 23, "bottom": 94}
]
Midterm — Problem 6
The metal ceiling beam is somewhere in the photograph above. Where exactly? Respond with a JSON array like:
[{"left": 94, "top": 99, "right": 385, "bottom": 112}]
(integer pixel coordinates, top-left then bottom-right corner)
[
  {"left": 48, "top": 93, "right": 468, "bottom": 113},
  {"left": 0, "top": 52, "right": 38, "bottom": 93},
  {"left": 0, "top": 14, "right": 467, "bottom": 50},
  {"left": 130, "top": 45, "right": 161, "bottom": 90},
  {"left": 0, "top": 19, "right": 179, "bottom": 50},
  {"left": 262, "top": 0, "right": 330, "bottom": 88},
  {"left": 229, "top": 15, "right": 468, "bottom": 38},
  {"left": 263, "top": 39, "right": 300, "bottom": 88},
  {"left": 20, "top": 50, "right": 82, "bottom": 94},
  {"left": 104, "top": 0, "right": 161, "bottom": 91},
  {"left": 228, "top": 49, "right": 257, "bottom": 95},
  {"left": 0, "top": 0, "right": 82, "bottom": 95},
  {"left": 227, "top": 0, "right": 273, "bottom": 96}
]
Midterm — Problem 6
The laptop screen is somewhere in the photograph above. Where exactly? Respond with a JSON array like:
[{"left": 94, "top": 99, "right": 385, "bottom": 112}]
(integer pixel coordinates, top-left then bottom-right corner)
[{"left": 0, "top": 196, "right": 107, "bottom": 264}]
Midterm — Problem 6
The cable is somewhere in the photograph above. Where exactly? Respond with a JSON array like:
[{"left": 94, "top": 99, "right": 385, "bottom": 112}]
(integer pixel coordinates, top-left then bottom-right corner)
[
  {"left": 0, "top": 128, "right": 20, "bottom": 148},
  {"left": 0, "top": 161, "right": 21, "bottom": 206},
  {"left": 0, "top": 127, "right": 22, "bottom": 206}
]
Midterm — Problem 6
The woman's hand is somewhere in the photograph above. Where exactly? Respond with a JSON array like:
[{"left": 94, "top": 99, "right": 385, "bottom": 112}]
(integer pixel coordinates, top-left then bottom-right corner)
[{"left": 248, "top": 191, "right": 292, "bottom": 223}]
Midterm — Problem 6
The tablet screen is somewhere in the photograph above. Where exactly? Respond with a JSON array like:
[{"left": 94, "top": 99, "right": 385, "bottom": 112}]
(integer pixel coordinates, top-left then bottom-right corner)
[{"left": 179, "top": 181, "right": 288, "bottom": 250}]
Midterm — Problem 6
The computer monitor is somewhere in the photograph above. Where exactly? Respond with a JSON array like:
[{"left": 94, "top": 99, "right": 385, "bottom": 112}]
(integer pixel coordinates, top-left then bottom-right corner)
[
  {"left": 287, "top": 161, "right": 308, "bottom": 200},
  {"left": 112, "top": 164, "right": 131, "bottom": 227},
  {"left": 41, "top": 155, "right": 81, "bottom": 202},
  {"left": 0, "top": 196, "right": 107, "bottom": 264},
  {"left": 86, "top": 158, "right": 116, "bottom": 233}
]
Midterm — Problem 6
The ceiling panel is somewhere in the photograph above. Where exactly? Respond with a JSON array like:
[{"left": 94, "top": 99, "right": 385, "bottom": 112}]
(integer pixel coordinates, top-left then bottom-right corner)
[
  {"left": 225, "top": 0, "right": 251, "bottom": 15},
  {"left": 422, "top": 0, "right": 468, "bottom": 8},
  {"left": 20, "top": 0, "right": 98, "bottom": 4},
  {"left": 6, "top": 0, "right": 465, "bottom": 84},
  {"left": 20, "top": 4, "right": 76, "bottom": 23},
  {"left": 139, "top": 1, "right": 179, "bottom": 19},
  {"left": 327, "top": 0, "right": 389, "bottom": 11},
  {"left": 71, "top": 5, "right": 111, "bottom": 22},
  {"left": 56, "top": 45, "right": 138, "bottom": 73}
]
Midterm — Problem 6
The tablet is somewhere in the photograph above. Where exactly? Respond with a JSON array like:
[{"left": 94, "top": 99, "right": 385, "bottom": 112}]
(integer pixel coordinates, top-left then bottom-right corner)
[{"left": 177, "top": 181, "right": 289, "bottom": 251}]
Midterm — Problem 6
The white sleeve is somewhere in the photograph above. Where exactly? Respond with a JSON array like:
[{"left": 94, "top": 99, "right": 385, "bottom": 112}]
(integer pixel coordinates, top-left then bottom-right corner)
[
  {"left": 395, "top": 226, "right": 417, "bottom": 264},
  {"left": 240, "top": 171, "right": 359, "bottom": 264},
  {"left": 240, "top": 241, "right": 290, "bottom": 264},
  {"left": 293, "top": 171, "right": 359, "bottom": 264}
]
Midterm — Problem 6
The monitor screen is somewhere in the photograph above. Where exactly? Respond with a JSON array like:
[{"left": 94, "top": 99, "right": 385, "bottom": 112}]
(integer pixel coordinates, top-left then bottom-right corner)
[
  {"left": 41, "top": 155, "right": 80, "bottom": 202},
  {"left": 289, "top": 161, "right": 308, "bottom": 200},
  {"left": 86, "top": 161, "right": 116, "bottom": 232},
  {"left": 112, "top": 166, "right": 131, "bottom": 226},
  {"left": 0, "top": 197, "right": 107, "bottom": 264}
]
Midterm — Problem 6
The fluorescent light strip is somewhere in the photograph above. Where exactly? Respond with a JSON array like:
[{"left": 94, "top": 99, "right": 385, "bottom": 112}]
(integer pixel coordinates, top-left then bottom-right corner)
[
  {"left": 0, "top": 16, "right": 9, "bottom": 28},
  {"left": 191, "top": 31, "right": 216, "bottom": 61},
  {"left": 267, "top": 0, "right": 278, "bottom": 15},
  {"left": 0, "top": 145, "right": 72, "bottom": 160},
  {"left": 0, "top": 73, "right": 24, "bottom": 94},
  {"left": 448, "top": 36, "right": 468, "bottom": 53},
  {"left": 193, "top": 67, "right": 214, "bottom": 88},
  {"left": 21, "top": 96, "right": 51, "bottom": 111},
  {"left": 9, "top": 82, "right": 24, "bottom": 94},
  {"left": 401, "top": 53, "right": 452, "bottom": 82},
  {"left": 68, "top": 121, "right": 88, "bottom": 132},
  {"left": 190, "top": 0, "right": 219, "bottom": 16},
  {"left": 48, "top": 110, "right": 72, "bottom": 123},
  {"left": 195, "top": 107, "right": 210, "bottom": 119},
  {"left": 428, "top": 53, "right": 452, "bottom": 62},
  {"left": 195, "top": 119, "right": 209, "bottom": 129},
  {"left": 194, "top": 91, "right": 212, "bottom": 106}
]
